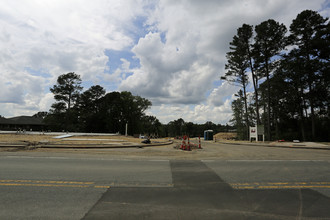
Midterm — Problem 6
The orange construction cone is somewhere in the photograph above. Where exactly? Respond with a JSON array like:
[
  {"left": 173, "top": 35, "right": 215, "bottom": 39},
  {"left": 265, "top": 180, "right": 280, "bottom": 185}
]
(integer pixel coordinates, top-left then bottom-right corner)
[{"left": 181, "top": 136, "right": 186, "bottom": 150}]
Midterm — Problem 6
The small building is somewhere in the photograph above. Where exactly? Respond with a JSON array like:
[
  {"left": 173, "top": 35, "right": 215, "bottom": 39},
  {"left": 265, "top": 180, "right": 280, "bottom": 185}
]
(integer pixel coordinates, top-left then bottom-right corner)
[
  {"left": 0, "top": 117, "right": 15, "bottom": 130},
  {"left": 204, "top": 130, "right": 213, "bottom": 141},
  {"left": 0, "top": 116, "right": 45, "bottom": 131}
]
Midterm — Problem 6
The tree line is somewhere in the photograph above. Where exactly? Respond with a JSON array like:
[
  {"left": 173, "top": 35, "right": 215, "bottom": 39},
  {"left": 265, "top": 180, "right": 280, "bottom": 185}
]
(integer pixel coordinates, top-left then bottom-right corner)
[
  {"left": 162, "top": 118, "right": 233, "bottom": 138},
  {"left": 225, "top": 10, "right": 329, "bottom": 141},
  {"left": 36, "top": 72, "right": 233, "bottom": 137},
  {"left": 38, "top": 72, "right": 151, "bottom": 135}
]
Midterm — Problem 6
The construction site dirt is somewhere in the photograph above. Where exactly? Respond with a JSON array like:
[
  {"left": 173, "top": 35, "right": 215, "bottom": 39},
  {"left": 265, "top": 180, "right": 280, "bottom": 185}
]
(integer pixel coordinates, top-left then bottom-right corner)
[{"left": 1, "top": 133, "right": 330, "bottom": 161}]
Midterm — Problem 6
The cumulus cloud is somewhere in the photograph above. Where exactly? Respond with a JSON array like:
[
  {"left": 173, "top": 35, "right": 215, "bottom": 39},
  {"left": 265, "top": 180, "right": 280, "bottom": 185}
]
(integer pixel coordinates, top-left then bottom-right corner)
[
  {"left": 0, "top": 0, "right": 328, "bottom": 124},
  {"left": 0, "top": 0, "right": 148, "bottom": 116},
  {"left": 121, "top": 0, "right": 327, "bottom": 123},
  {"left": 148, "top": 100, "right": 233, "bottom": 125},
  {"left": 119, "top": 31, "right": 205, "bottom": 103},
  {"left": 121, "top": 0, "right": 327, "bottom": 100},
  {"left": 208, "top": 82, "right": 238, "bottom": 107}
]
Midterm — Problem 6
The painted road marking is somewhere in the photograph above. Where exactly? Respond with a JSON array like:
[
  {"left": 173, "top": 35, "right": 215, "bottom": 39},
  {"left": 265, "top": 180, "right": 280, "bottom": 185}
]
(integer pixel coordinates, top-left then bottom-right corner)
[
  {"left": 202, "top": 160, "right": 330, "bottom": 163},
  {"left": 0, "top": 183, "right": 90, "bottom": 188},
  {"left": 230, "top": 182, "right": 330, "bottom": 189},
  {"left": 0, "top": 179, "right": 172, "bottom": 189},
  {"left": 0, "top": 179, "right": 109, "bottom": 189},
  {"left": 94, "top": 185, "right": 111, "bottom": 189},
  {"left": 2, "top": 179, "right": 329, "bottom": 190},
  {"left": 0, "top": 180, "right": 94, "bottom": 185}
]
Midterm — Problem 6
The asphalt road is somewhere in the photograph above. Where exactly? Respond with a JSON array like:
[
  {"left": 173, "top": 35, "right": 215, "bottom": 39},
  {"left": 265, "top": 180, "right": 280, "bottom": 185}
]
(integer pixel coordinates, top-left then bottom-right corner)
[{"left": 1, "top": 144, "right": 330, "bottom": 219}]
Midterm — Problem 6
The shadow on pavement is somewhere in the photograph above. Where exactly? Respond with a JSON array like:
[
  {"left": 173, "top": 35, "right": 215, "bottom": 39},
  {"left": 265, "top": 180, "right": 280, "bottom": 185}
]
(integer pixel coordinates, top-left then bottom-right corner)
[{"left": 83, "top": 161, "right": 330, "bottom": 219}]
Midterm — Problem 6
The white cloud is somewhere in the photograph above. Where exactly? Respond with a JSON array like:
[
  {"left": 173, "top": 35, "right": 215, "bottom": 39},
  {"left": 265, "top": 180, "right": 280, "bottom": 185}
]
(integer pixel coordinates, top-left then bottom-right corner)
[
  {"left": 208, "top": 82, "right": 238, "bottom": 107},
  {"left": 0, "top": 0, "right": 328, "bottom": 124},
  {"left": 119, "top": 31, "right": 199, "bottom": 100},
  {"left": 148, "top": 99, "right": 233, "bottom": 125},
  {"left": 0, "top": 0, "right": 148, "bottom": 117},
  {"left": 121, "top": 0, "right": 328, "bottom": 123}
]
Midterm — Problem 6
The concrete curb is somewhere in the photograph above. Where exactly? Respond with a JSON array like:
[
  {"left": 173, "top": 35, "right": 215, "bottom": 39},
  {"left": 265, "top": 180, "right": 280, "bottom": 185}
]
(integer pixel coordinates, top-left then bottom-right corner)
[
  {"left": 0, "top": 144, "right": 28, "bottom": 148},
  {"left": 0, "top": 142, "right": 29, "bottom": 148},
  {"left": 35, "top": 140, "right": 174, "bottom": 149},
  {"left": 0, "top": 140, "right": 174, "bottom": 149},
  {"left": 217, "top": 141, "right": 330, "bottom": 150}
]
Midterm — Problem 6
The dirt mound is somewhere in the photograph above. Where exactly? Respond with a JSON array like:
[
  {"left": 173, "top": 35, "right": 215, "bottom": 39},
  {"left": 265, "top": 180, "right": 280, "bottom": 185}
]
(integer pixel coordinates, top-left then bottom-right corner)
[{"left": 214, "top": 132, "right": 237, "bottom": 140}]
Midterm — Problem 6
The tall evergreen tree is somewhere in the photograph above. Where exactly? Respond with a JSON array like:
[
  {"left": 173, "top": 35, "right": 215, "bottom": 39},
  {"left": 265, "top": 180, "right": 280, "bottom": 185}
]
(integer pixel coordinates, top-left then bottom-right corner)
[
  {"left": 238, "top": 24, "right": 261, "bottom": 125},
  {"left": 50, "top": 72, "right": 83, "bottom": 112},
  {"left": 230, "top": 90, "right": 247, "bottom": 140},
  {"left": 98, "top": 91, "right": 152, "bottom": 135},
  {"left": 77, "top": 85, "right": 106, "bottom": 132},
  {"left": 254, "top": 19, "right": 287, "bottom": 140},
  {"left": 288, "top": 10, "right": 328, "bottom": 140},
  {"left": 224, "top": 25, "right": 251, "bottom": 139},
  {"left": 278, "top": 51, "right": 309, "bottom": 140},
  {"left": 49, "top": 72, "right": 83, "bottom": 131}
]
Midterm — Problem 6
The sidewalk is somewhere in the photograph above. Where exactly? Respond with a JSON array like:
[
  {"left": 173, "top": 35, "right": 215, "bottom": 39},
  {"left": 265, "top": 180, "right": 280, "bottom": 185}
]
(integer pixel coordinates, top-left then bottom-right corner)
[{"left": 217, "top": 140, "right": 330, "bottom": 150}]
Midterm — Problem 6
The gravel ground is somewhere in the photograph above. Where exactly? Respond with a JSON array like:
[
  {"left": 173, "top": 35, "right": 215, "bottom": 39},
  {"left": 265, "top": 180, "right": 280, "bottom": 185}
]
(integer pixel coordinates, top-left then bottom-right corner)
[
  {"left": 1, "top": 134, "right": 329, "bottom": 160},
  {"left": 0, "top": 133, "right": 169, "bottom": 144}
]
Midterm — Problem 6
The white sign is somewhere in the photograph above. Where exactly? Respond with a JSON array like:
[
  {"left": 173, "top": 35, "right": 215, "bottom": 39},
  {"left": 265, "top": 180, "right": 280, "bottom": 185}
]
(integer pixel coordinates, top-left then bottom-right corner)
[
  {"left": 250, "top": 127, "right": 257, "bottom": 138},
  {"left": 249, "top": 125, "right": 264, "bottom": 142}
]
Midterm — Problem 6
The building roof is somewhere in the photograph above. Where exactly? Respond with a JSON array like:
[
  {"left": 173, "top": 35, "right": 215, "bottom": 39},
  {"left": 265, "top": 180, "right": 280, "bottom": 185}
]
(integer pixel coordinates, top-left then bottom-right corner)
[
  {"left": 0, "top": 117, "right": 15, "bottom": 124},
  {"left": 1, "top": 116, "right": 44, "bottom": 125}
]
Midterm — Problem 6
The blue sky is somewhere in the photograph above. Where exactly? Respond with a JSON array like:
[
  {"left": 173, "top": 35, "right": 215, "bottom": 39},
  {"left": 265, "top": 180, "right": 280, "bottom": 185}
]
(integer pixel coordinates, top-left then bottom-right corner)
[{"left": 0, "top": 0, "right": 329, "bottom": 124}]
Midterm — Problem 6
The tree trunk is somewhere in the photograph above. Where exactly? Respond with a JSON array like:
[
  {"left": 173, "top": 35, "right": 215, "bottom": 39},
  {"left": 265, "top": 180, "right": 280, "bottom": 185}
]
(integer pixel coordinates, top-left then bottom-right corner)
[
  {"left": 253, "top": 74, "right": 260, "bottom": 125},
  {"left": 299, "top": 85, "right": 307, "bottom": 141},
  {"left": 299, "top": 108, "right": 306, "bottom": 141},
  {"left": 66, "top": 93, "right": 72, "bottom": 131},
  {"left": 242, "top": 80, "right": 249, "bottom": 140},
  {"left": 308, "top": 79, "right": 316, "bottom": 141},
  {"left": 275, "top": 118, "right": 279, "bottom": 140},
  {"left": 306, "top": 54, "right": 315, "bottom": 140},
  {"left": 265, "top": 59, "right": 271, "bottom": 141},
  {"left": 247, "top": 47, "right": 260, "bottom": 125}
]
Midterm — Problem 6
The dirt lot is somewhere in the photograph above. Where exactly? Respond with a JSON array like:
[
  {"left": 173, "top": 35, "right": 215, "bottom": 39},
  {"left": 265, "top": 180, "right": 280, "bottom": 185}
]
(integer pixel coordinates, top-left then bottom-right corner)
[
  {"left": 0, "top": 133, "right": 172, "bottom": 150},
  {"left": 0, "top": 132, "right": 236, "bottom": 144},
  {"left": 0, "top": 134, "right": 56, "bottom": 146},
  {"left": 0, "top": 133, "right": 154, "bottom": 144},
  {"left": 0, "top": 133, "right": 204, "bottom": 159},
  {"left": 1, "top": 133, "right": 329, "bottom": 161}
]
